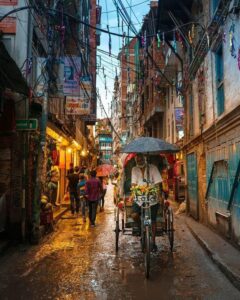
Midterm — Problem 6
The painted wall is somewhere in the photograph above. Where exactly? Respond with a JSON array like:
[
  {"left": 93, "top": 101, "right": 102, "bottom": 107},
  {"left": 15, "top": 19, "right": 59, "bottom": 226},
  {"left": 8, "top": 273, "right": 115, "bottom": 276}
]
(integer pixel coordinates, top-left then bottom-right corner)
[
  {"left": 206, "top": 126, "right": 240, "bottom": 245},
  {"left": 1, "top": 0, "right": 28, "bottom": 69}
]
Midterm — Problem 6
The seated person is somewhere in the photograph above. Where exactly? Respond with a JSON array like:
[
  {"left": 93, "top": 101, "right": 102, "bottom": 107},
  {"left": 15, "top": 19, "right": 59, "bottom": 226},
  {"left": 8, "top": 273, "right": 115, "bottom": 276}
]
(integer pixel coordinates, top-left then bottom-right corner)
[{"left": 131, "top": 153, "right": 162, "bottom": 252}]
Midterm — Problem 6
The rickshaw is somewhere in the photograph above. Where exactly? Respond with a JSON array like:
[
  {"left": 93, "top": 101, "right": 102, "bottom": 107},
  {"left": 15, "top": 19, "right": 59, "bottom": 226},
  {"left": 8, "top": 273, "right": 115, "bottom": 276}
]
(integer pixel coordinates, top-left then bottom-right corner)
[{"left": 114, "top": 137, "right": 179, "bottom": 278}]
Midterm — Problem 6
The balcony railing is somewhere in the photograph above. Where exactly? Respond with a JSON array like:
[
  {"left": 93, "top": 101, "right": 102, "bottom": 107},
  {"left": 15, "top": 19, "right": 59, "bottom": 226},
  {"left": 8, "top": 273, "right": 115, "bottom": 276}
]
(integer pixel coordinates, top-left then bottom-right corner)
[{"left": 189, "top": 0, "right": 231, "bottom": 79}]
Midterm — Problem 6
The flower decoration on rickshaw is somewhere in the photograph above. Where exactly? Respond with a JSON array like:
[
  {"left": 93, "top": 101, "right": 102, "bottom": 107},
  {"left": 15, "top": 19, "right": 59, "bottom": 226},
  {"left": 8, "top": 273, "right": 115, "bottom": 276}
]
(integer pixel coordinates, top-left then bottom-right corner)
[{"left": 130, "top": 185, "right": 159, "bottom": 196}]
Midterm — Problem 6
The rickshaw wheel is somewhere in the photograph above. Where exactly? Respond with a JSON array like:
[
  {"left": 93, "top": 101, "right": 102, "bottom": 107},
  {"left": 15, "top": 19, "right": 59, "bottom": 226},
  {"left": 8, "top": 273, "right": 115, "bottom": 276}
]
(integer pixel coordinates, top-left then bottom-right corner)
[
  {"left": 115, "top": 208, "right": 120, "bottom": 252},
  {"left": 141, "top": 218, "right": 145, "bottom": 252},
  {"left": 144, "top": 225, "right": 151, "bottom": 278},
  {"left": 167, "top": 207, "right": 174, "bottom": 251}
]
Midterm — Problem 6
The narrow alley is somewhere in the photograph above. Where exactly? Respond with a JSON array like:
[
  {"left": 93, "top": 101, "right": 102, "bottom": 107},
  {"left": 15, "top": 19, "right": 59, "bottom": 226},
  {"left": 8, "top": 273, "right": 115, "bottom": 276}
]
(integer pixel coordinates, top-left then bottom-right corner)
[{"left": 0, "top": 184, "right": 239, "bottom": 300}]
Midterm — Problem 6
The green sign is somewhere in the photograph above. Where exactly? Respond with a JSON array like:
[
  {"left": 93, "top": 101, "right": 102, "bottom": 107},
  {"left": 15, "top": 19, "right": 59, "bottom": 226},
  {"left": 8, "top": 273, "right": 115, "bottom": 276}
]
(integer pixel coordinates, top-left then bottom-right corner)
[{"left": 16, "top": 119, "right": 38, "bottom": 131}]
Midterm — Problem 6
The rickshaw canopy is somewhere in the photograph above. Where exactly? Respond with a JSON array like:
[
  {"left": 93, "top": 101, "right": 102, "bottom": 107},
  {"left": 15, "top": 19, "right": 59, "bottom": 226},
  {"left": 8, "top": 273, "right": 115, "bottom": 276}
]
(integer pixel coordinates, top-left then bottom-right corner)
[{"left": 122, "top": 137, "right": 180, "bottom": 154}]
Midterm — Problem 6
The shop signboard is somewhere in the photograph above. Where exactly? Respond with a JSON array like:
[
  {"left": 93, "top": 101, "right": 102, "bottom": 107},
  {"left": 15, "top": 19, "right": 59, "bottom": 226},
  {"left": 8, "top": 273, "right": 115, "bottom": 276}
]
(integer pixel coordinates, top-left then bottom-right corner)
[
  {"left": 99, "top": 136, "right": 112, "bottom": 142},
  {"left": 63, "top": 56, "right": 81, "bottom": 96},
  {"left": 0, "top": 0, "right": 18, "bottom": 5},
  {"left": 0, "top": 17, "right": 16, "bottom": 34},
  {"left": 16, "top": 119, "right": 38, "bottom": 131},
  {"left": 65, "top": 96, "right": 90, "bottom": 115},
  {"left": 175, "top": 107, "right": 184, "bottom": 130}
]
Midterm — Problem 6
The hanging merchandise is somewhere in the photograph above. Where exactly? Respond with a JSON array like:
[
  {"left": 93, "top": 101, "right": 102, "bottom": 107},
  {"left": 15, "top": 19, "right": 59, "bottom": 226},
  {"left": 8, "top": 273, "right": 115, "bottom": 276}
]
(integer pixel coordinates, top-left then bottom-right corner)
[
  {"left": 229, "top": 23, "right": 236, "bottom": 58},
  {"left": 157, "top": 31, "right": 161, "bottom": 48}
]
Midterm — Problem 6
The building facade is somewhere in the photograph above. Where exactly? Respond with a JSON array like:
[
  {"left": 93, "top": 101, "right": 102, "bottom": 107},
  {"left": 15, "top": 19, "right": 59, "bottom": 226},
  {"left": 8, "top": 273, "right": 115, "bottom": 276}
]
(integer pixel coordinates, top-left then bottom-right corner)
[
  {"left": 112, "top": 0, "right": 240, "bottom": 246},
  {"left": 0, "top": 0, "right": 99, "bottom": 241},
  {"left": 95, "top": 118, "right": 113, "bottom": 164}
]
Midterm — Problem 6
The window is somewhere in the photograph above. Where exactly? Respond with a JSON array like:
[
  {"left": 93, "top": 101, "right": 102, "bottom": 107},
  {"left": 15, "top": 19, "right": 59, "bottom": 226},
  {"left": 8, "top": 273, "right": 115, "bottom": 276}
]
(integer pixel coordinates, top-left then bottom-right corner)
[{"left": 215, "top": 45, "right": 224, "bottom": 116}]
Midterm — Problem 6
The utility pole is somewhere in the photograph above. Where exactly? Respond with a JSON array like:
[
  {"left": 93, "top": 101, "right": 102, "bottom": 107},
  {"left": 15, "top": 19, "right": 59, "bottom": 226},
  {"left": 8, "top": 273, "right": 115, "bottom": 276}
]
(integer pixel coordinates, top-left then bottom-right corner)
[{"left": 21, "top": 6, "right": 33, "bottom": 242}]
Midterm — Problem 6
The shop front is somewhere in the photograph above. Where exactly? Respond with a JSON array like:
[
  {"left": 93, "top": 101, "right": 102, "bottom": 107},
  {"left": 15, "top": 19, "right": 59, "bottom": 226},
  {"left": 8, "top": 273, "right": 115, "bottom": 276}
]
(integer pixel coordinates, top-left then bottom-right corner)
[{"left": 44, "top": 124, "right": 81, "bottom": 216}]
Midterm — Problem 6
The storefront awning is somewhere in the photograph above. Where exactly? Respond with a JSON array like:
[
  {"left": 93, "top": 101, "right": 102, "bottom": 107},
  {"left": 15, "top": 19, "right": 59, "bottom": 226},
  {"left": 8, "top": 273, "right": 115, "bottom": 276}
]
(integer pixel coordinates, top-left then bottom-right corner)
[
  {"left": 47, "top": 121, "right": 71, "bottom": 146},
  {"left": 0, "top": 41, "right": 29, "bottom": 96}
]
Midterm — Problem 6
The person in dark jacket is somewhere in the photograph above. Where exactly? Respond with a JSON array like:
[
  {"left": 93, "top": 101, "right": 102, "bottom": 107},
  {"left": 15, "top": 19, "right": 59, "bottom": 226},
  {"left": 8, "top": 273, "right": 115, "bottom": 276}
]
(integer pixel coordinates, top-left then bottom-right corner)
[
  {"left": 85, "top": 170, "right": 102, "bottom": 227},
  {"left": 67, "top": 166, "right": 80, "bottom": 215}
]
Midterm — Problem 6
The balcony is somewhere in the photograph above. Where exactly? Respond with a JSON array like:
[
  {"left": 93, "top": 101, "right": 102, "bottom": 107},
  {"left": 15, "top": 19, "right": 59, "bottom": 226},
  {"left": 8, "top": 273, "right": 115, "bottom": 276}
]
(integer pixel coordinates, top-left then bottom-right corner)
[
  {"left": 189, "top": 0, "right": 231, "bottom": 79},
  {"left": 144, "top": 94, "right": 165, "bottom": 124}
]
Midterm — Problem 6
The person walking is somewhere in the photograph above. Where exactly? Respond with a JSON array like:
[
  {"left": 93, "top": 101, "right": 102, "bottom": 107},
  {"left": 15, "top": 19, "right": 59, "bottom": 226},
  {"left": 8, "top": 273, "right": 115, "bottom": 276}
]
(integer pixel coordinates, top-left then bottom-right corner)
[
  {"left": 85, "top": 170, "right": 102, "bottom": 227},
  {"left": 67, "top": 166, "right": 80, "bottom": 215},
  {"left": 67, "top": 162, "right": 74, "bottom": 176},
  {"left": 77, "top": 173, "right": 87, "bottom": 222},
  {"left": 99, "top": 177, "right": 107, "bottom": 212}
]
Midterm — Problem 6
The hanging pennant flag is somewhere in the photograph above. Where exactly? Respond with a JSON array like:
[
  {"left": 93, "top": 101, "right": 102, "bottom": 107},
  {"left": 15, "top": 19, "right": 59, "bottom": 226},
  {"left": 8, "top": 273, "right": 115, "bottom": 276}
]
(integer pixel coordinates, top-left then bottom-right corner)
[
  {"left": 117, "top": 7, "right": 120, "bottom": 28},
  {"left": 223, "top": 31, "right": 226, "bottom": 43},
  {"left": 188, "top": 30, "right": 193, "bottom": 44},
  {"left": 206, "top": 32, "right": 210, "bottom": 48},
  {"left": 122, "top": 32, "right": 126, "bottom": 49},
  {"left": 229, "top": 23, "right": 236, "bottom": 58},
  {"left": 141, "top": 33, "right": 145, "bottom": 48},
  {"left": 107, "top": 25, "right": 111, "bottom": 56},
  {"left": 144, "top": 30, "right": 147, "bottom": 54},
  {"left": 191, "top": 24, "right": 195, "bottom": 39},
  {"left": 157, "top": 31, "right": 161, "bottom": 48},
  {"left": 176, "top": 30, "right": 183, "bottom": 47},
  {"left": 173, "top": 30, "right": 177, "bottom": 52},
  {"left": 104, "top": 74, "right": 107, "bottom": 90}
]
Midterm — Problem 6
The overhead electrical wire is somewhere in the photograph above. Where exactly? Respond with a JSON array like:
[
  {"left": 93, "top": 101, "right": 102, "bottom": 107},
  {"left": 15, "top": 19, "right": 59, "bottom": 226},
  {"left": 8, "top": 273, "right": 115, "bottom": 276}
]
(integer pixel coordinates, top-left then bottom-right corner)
[
  {"left": 102, "top": 0, "right": 149, "bottom": 14},
  {"left": 1, "top": 5, "right": 208, "bottom": 40},
  {"left": 125, "top": 0, "right": 142, "bottom": 27}
]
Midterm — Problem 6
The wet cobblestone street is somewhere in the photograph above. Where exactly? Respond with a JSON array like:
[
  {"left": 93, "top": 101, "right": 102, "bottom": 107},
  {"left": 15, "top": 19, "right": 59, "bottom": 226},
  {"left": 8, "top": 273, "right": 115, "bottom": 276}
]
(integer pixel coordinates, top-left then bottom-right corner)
[{"left": 0, "top": 184, "right": 239, "bottom": 300}]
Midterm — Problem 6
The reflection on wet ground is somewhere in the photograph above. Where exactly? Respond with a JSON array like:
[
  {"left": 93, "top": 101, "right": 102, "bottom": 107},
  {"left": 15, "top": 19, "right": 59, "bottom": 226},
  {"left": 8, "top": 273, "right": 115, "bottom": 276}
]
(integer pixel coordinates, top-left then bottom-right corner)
[{"left": 0, "top": 184, "right": 239, "bottom": 300}]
